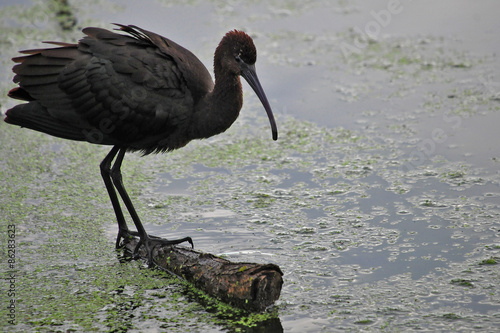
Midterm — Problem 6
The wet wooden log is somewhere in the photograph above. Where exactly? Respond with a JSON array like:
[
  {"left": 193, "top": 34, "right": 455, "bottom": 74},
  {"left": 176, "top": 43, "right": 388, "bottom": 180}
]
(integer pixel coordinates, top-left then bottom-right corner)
[{"left": 123, "top": 239, "right": 283, "bottom": 312}]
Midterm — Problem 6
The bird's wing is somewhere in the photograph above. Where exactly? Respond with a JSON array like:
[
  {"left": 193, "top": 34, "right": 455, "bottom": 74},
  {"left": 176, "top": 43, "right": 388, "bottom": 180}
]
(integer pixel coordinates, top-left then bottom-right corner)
[
  {"left": 10, "top": 25, "right": 213, "bottom": 151},
  {"left": 114, "top": 24, "right": 214, "bottom": 103}
]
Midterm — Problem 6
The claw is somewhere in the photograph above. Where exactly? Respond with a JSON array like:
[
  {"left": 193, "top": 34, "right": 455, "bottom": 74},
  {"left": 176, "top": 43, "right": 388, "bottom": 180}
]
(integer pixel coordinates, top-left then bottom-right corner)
[
  {"left": 116, "top": 228, "right": 141, "bottom": 249},
  {"left": 132, "top": 235, "right": 194, "bottom": 265}
]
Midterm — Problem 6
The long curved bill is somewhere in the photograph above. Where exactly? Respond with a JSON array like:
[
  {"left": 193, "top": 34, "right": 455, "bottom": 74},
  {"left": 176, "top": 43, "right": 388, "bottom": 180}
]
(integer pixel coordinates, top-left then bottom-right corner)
[{"left": 241, "top": 63, "right": 278, "bottom": 141}]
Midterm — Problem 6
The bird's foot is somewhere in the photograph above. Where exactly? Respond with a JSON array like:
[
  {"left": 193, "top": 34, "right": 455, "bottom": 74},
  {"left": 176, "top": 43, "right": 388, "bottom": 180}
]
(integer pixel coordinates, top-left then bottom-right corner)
[
  {"left": 115, "top": 228, "right": 141, "bottom": 249},
  {"left": 133, "top": 235, "right": 194, "bottom": 266}
]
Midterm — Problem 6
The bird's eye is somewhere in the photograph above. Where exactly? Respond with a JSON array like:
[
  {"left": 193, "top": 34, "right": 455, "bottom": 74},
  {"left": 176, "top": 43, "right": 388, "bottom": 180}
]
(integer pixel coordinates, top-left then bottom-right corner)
[{"left": 234, "top": 54, "right": 242, "bottom": 62}]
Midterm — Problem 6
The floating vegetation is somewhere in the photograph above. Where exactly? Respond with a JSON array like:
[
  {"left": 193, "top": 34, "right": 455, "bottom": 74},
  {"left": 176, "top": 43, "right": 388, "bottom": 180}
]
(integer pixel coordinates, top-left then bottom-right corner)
[{"left": 1, "top": 0, "right": 499, "bottom": 332}]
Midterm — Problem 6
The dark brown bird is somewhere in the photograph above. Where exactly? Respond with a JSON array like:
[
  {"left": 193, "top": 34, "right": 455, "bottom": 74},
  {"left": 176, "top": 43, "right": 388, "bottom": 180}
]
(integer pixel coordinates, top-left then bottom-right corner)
[{"left": 4, "top": 24, "right": 278, "bottom": 265}]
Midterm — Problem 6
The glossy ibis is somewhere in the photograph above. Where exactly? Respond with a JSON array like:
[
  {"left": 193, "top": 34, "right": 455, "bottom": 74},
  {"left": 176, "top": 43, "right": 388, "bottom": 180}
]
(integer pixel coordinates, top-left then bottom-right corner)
[{"left": 5, "top": 24, "right": 278, "bottom": 265}]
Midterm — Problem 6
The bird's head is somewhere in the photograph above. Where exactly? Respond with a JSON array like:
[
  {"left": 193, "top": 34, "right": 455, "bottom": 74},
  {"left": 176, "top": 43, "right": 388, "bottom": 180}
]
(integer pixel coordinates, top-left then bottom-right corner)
[
  {"left": 216, "top": 30, "right": 257, "bottom": 76},
  {"left": 214, "top": 30, "right": 278, "bottom": 141}
]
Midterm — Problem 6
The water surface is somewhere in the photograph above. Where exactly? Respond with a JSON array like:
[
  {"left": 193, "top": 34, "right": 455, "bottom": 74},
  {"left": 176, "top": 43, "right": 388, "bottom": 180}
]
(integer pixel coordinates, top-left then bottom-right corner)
[{"left": 0, "top": 0, "right": 499, "bottom": 332}]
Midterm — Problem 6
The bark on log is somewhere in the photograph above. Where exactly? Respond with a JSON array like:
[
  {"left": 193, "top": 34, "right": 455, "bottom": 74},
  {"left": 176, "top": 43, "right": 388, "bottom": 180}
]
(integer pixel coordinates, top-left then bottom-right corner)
[{"left": 123, "top": 239, "right": 283, "bottom": 312}]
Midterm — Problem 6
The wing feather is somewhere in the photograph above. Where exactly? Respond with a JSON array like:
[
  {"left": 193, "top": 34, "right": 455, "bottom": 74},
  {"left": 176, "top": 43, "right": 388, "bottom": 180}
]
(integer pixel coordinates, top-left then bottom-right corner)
[{"left": 8, "top": 25, "right": 216, "bottom": 152}]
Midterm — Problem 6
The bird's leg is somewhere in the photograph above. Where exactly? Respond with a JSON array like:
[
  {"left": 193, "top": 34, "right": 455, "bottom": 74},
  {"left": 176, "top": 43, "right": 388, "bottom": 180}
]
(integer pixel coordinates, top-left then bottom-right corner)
[
  {"left": 100, "top": 146, "right": 138, "bottom": 248},
  {"left": 110, "top": 148, "right": 193, "bottom": 265}
]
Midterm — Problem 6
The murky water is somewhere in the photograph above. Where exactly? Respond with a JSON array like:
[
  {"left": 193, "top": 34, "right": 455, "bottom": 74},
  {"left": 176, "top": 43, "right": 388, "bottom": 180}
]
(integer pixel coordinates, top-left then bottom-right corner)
[{"left": 1, "top": 0, "right": 499, "bottom": 332}]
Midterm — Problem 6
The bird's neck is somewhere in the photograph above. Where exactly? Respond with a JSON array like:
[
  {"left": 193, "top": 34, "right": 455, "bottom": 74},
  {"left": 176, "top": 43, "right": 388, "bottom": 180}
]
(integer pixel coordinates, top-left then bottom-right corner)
[{"left": 190, "top": 73, "right": 243, "bottom": 140}]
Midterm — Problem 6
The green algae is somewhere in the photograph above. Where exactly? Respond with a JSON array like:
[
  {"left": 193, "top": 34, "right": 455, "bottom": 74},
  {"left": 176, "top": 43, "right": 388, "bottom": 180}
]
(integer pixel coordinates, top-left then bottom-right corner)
[
  {"left": 1, "top": 0, "right": 500, "bottom": 332},
  {"left": 478, "top": 258, "right": 497, "bottom": 266},
  {"left": 0, "top": 125, "right": 281, "bottom": 332}
]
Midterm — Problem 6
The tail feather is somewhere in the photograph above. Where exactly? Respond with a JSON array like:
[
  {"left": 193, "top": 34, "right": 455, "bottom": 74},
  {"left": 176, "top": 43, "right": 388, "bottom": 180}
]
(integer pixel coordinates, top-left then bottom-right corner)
[{"left": 5, "top": 103, "right": 87, "bottom": 142}]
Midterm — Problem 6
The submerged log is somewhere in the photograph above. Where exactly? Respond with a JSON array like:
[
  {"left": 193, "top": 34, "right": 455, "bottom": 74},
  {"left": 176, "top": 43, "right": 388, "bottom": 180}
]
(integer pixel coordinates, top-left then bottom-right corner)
[{"left": 123, "top": 239, "right": 283, "bottom": 312}]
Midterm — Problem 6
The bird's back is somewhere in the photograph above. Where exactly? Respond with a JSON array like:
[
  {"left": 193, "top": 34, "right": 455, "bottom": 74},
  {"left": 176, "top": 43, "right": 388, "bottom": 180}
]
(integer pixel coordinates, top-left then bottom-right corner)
[{"left": 6, "top": 25, "right": 214, "bottom": 154}]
